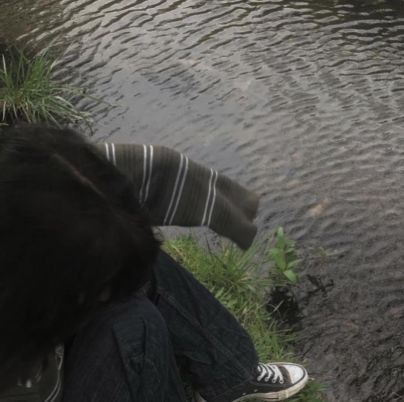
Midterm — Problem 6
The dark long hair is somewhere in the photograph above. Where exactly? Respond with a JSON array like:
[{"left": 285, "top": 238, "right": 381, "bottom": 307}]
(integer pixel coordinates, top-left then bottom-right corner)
[{"left": 0, "top": 125, "right": 160, "bottom": 390}]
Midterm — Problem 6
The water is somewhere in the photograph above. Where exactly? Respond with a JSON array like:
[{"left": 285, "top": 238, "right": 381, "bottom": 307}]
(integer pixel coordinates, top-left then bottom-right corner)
[{"left": 2, "top": 0, "right": 404, "bottom": 400}]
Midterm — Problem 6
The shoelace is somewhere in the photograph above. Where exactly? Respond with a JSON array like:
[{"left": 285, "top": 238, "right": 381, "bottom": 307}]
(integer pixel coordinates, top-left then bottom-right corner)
[{"left": 256, "top": 363, "right": 285, "bottom": 384}]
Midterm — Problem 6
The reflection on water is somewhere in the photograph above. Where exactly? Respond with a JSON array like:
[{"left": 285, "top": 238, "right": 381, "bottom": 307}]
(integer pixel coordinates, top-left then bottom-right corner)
[{"left": 2, "top": 0, "right": 404, "bottom": 400}]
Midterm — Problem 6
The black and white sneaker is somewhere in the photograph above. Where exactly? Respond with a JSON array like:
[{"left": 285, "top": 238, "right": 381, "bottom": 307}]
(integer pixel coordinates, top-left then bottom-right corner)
[{"left": 195, "top": 362, "right": 309, "bottom": 402}]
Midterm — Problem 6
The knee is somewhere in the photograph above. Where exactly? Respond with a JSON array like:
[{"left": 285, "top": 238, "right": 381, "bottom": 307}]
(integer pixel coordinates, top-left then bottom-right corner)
[
  {"left": 64, "top": 296, "right": 168, "bottom": 401},
  {"left": 72, "top": 295, "right": 167, "bottom": 349},
  {"left": 96, "top": 295, "right": 165, "bottom": 331}
]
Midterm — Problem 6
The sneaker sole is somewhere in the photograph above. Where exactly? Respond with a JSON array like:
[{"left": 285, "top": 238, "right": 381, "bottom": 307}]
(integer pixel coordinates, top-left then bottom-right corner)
[{"left": 195, "top": 362, "right": 309, "bottom": 402}]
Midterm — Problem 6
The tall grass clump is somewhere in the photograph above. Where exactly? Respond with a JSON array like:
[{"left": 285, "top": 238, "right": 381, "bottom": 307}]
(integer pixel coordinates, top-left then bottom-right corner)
[
  {"left": 165, "top": 236, "right": 325, "bottom": 402},
  {"left": 0, "top": 45, "right": 91, "bottom": 127}
]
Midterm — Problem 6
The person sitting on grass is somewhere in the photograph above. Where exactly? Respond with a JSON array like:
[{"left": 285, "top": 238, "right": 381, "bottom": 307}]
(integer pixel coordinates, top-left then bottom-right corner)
[{"left": 0, "top": 124, "right": 309, "bottom": 402}]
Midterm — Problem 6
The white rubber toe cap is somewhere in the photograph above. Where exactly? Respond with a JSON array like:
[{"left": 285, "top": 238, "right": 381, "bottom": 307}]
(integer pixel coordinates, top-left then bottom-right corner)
[{"left": 282, "top": 363, "right": 307, "bottom": 383}]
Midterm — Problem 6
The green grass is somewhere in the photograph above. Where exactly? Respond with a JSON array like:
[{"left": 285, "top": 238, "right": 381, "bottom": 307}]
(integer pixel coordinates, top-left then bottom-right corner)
[
  {"left": 0, "top": 45, "right": 91, "bottom": 127},
  {"left": 165, "top": 236, "right": 325, "bottom": 402}
]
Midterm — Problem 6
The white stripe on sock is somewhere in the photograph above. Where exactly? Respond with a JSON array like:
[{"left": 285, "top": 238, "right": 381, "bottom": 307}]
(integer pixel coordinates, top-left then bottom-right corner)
[
  {"left": 164, "top": 153, "right": 184, "bottom": 225},
  {"left": 104, "top": 143, "right": 110, "bottom": 161},
  {"left": 111, "top": 143, "right": 117, "bottom": 166},
  {"left": 139, "top": 144, "right": 148, "bottom": 205},
  {"left": 201, "top": 168, "right": 214, "bottom": 226},
  {"left": 168, "top": 155, "right": 189, "bottom": 225},
  {"left": 207, "top": 170, "right": 218, "bottom": 227},
  {"left": 144, "top": 145, "right": 154, "bottom": 203}
]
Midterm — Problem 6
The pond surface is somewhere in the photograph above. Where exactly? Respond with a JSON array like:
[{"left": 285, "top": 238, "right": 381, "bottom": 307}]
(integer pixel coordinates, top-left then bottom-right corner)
[{"left": 2, "top": 0, "right": 404, "bottom": 400}]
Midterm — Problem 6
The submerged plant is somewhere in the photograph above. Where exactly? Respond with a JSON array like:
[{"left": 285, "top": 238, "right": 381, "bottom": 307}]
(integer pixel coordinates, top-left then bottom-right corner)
[
  {"left": 269, "top": 227, "right": 301, "bottom": 286},
  {"left": 0, "top": 45, "right": 91, "bottom": 127}
]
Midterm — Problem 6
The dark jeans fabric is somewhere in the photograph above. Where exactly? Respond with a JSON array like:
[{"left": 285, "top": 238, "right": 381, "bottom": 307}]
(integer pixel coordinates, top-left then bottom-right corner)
[{"left": 62, "top": 252, "right": 258, "bottom": 402}]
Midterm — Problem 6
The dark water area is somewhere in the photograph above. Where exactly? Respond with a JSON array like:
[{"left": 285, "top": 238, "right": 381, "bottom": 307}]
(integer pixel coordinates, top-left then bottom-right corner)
[{"left": 2, "top": 0, "right": 404, "bottom": 400}]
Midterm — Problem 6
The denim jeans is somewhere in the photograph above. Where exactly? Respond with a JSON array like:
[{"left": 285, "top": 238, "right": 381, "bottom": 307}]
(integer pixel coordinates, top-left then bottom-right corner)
[{"left": 62, "top": 252, "right": 259, "bottom": 402}]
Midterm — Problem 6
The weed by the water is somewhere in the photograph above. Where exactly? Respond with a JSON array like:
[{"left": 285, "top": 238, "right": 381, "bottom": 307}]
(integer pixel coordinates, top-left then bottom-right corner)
[
  {"left": 268, "top": 227, "right": 301, "bottom": 286},
  {"left": 0, "top": 45, "right": 91, "bottom": 127},
  {"left": 165, "top": 236, "right": 325, "bottom": 402}
]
